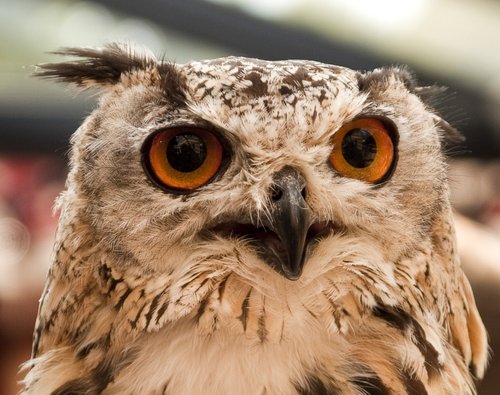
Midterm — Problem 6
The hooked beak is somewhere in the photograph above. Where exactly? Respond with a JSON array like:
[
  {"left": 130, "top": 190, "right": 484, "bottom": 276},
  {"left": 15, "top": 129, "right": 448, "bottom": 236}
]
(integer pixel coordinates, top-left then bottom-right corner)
[
  {"left": 213, "top": 167, "right": 336, "bottom": 280},
  {"left": 262, "top": 167, "right": 312, "bottom": 280}
]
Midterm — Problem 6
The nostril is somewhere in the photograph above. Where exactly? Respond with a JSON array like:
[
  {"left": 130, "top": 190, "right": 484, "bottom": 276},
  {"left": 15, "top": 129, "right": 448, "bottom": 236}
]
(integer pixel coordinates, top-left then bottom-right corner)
[
  {"left": 271, "top": 186, "right": 283, "bottom": 201},
  {"left": 301, "top": 187, "right": 307, "bottom": 200}
]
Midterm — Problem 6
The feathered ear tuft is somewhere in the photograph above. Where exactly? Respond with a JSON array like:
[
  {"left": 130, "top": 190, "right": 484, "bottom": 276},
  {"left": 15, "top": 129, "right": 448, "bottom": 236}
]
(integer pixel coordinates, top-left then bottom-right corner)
[
  {"left": 391, "top": 70, "right": 466, "bottom": 145},
  {"left": 413, "top": 85, "right": 466, "bottom": 144},
  {"left": 358, "top": 66, "right": 465, "bottom": 145},
  {"left": 430, "top": 113, "right": 465, "bottom": 144},
  {"left": 358, "top": 66, "right": 465, "bottom": 146},
  {"left": 33, "top": 42, "right": 158, "bottom": 88},
  {"left": 357, "top": 65, "right": 417, "bottom": 92}
]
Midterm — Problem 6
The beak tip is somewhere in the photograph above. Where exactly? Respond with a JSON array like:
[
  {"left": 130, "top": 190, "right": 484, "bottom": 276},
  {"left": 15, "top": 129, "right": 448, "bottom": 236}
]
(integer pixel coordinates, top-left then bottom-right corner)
[
  {"left": 280, "top": 255, "right": 306, "bottom": 281},
  {"left": 282, "top": 269, "right": 302, "bottom": 281}
]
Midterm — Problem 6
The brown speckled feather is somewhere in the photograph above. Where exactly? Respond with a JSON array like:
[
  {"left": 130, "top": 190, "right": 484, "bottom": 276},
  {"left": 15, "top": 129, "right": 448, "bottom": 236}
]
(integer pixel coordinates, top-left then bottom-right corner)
[{"left": 22, "top": 43, "right": 487, "bottom": 395}]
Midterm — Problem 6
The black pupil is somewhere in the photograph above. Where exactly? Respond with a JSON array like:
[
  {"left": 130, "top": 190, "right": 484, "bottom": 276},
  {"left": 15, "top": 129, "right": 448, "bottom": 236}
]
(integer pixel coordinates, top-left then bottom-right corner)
[
  {"left": 166, "top": 134, "right": 207, "bottom": 172},
  {"left": 341, "top": 129, "right": 377, "bottom": 168}
]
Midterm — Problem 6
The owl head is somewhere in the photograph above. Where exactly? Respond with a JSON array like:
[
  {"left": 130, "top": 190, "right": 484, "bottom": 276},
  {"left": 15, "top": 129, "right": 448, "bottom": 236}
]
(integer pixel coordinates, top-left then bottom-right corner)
[{"left": 36, "top": 43, "right": 461, "bottom": 285}]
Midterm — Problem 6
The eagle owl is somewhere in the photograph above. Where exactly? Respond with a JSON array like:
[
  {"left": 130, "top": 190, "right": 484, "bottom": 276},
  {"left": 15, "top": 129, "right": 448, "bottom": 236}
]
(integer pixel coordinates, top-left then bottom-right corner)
[{"left": 22, "top": 43, "right": 488, "bottom": 395}]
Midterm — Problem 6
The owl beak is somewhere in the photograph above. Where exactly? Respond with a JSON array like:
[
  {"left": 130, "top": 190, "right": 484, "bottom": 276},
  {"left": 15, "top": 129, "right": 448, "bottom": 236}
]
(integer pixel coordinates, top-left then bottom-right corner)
[
  {"left": 211, "top": 167, "right": 318, "bottom": 280},
  {"left": 266, "top": 167, "right": 312, "bottom": 280}
]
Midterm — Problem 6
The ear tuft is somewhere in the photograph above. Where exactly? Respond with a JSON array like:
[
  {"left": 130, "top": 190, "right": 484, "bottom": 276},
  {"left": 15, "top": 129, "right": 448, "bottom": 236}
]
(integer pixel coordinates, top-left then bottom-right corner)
[
  {"left": 413, "top": 86, "right": 466, "bottom": 145},
  {"left": 357, "top": 65, "right": 416, "bottom": 92},
  {"left": 33, "top": 42, "right": 158, "bottom": 88},
  {"left": 430, "top": 114, "right": 466, "bottom": 144},
  {"left": 358, "top": 66, "right": 465, "bottom": 146}
]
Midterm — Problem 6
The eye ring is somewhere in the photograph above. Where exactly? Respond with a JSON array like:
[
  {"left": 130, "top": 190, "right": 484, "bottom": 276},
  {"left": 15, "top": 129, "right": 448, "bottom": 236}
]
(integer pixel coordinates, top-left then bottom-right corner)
[
  {"left": 329, "top": 118, "right": 397, "bottom": 184},
  {"left": 142, "top": 127, "right": 226, "bottom": 193}
]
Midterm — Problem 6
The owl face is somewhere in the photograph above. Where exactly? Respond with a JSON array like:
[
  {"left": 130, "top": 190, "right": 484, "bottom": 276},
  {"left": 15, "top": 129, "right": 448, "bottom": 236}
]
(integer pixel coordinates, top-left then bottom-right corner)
[{"left": 54, "top": 47, "right": 450, "bottom": 289}]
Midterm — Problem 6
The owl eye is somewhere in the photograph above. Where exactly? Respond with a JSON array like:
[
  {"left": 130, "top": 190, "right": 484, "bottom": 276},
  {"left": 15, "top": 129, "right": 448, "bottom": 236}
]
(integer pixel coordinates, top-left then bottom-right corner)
[
  {"left": 143, "top": 127, "right": 224, "bottom": 191},
  {"left": 329, "top": 118, "right": 396, "bottom": 184}
]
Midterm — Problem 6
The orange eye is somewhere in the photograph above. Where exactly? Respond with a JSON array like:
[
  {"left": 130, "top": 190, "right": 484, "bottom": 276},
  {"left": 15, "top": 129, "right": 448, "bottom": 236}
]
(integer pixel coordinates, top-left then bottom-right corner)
[
  {"left": 329, "top": 118, "right": 396, "bottom": 184},
  {"left": 144, "top": 127, "right": 225, "bottom": 192}
]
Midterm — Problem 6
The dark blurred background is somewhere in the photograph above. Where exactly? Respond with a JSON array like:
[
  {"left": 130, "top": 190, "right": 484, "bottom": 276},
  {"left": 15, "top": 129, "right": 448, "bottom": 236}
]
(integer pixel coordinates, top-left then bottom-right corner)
[{"left": 1, "top": 0, "right": 499, "bottom": 394}]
